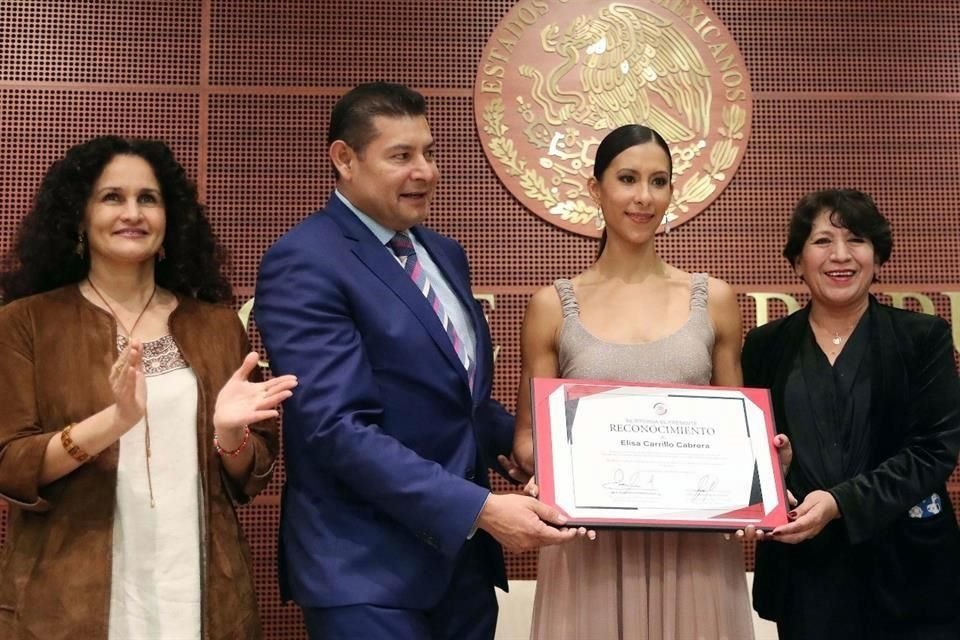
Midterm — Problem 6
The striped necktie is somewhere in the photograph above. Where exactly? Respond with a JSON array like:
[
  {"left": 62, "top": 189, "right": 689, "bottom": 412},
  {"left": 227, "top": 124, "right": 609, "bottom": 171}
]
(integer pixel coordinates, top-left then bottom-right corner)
[{"left": 388, "top": 231, "right": 476, "bottom": 390}]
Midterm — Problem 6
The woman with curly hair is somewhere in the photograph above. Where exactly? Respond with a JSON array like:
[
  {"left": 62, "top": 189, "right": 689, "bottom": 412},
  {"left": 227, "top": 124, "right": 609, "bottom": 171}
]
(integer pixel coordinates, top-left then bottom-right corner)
[{"left": 0, "top": 135, "right": 297, "bottom": 640}]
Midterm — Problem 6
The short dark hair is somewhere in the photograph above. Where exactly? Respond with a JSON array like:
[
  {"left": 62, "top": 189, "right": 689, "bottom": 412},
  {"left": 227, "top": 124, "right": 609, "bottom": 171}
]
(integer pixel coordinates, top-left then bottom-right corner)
[
  {"left": 783, "top": 189, "right": 892, "bottom": 267},
  {"left": 596, "top": 125, "right": 673, "bottom": 257},
  {"left": 0, "top": 135, "right": 232, "bottom": 303},
  {"left": 327, "top": 82, "right": 428, "bottom": 178}
]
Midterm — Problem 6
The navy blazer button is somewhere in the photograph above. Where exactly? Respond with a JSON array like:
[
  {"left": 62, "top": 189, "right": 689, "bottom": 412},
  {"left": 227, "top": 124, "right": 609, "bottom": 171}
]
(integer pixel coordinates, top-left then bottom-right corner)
[{"left": 465, "top": 467, "right": 475, "bottom": 480}]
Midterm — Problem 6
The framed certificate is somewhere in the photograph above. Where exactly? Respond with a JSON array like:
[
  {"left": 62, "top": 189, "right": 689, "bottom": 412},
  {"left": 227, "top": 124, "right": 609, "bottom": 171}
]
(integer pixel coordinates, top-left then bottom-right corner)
[{"left": 531, "top": 377, "right": 789, "bottom": 531}]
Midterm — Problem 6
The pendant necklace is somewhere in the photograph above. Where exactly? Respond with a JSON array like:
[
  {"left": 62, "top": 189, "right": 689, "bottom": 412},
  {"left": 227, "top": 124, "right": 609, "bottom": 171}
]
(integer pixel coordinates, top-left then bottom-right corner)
[
  {"left": 87, "top": 278, "right": 159, "bottom": 508},
  {"left": 811, "top": 316, "right": 854, "bottom": 355}
]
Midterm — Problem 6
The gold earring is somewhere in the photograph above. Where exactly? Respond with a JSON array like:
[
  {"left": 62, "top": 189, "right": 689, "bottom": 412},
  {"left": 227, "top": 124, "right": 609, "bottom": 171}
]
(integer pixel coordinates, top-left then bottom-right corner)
[
  {"left": 663, "top": 216, "right": 671, "bottom": 234},
  {"left": 595, "top": 208, "right": 605, "bottom": 230},
  {"left": 75, "top": 231, "right": 86, "bottom": 257},
  {"left": 157, "top": 246, "right": 166, "bottom": 262}
]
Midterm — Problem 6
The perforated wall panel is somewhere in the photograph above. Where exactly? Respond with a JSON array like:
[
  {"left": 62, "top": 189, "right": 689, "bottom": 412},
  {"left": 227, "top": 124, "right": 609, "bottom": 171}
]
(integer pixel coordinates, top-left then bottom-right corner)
[
  {"left": 2, "top": 1, "right": 958, "bottom": 637},
  {"left": 0, "top": 1, "right": 201, "bottom": 84}
]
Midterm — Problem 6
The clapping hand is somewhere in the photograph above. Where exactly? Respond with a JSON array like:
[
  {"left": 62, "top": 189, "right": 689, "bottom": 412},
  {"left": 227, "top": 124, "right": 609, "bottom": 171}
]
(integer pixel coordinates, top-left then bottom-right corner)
[
  {"left": 110, "top": 340, "right": 146, "bottom": 431},
  {"left": 213, "top": 352, "right": 298, "bottom": 435}
]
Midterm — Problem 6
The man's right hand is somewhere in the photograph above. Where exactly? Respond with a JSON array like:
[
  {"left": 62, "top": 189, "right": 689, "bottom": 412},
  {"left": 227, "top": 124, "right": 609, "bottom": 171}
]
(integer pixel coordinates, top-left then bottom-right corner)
[{"left": 476, "top": 493, "right": 585, "bottom": 553}]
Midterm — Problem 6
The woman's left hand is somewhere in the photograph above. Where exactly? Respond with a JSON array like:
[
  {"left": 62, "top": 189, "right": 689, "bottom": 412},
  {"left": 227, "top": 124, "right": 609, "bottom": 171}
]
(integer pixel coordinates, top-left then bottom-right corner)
[
  {"left": 729, "top": 435, "right": 798, "bottom": 542},
  {"left": 774, "top": 434, "right": 793, "bottom": 476},
  {"left": 213, "top": 352, "right": 298, "bottom": 434},
  {"left": 769, "top": 490, "right": 839, "bottom": 544},
  {"left": 727, "top": 525, "right": 771, "bottom": 542},
  {"left": 497, "top": 453, "right": 532, "bottom": 485}
]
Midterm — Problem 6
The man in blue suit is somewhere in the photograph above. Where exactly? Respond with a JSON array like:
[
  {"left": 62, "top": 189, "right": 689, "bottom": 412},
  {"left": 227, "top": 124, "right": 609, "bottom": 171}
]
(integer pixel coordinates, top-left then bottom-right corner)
[{"left": 255, "top": 82, "right": 577, "bottom": 640}]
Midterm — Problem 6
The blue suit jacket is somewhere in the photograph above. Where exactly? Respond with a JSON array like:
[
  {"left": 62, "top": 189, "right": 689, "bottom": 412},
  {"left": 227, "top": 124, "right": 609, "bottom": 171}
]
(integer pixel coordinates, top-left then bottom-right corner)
[{"left": 255, "top": 195, "right": 513, "bottom": 609}]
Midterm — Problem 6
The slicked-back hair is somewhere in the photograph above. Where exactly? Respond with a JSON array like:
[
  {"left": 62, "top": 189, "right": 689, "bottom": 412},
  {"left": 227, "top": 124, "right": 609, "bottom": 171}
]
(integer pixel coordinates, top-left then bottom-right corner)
[
  {"left": 596, "top": 125, "right": 673, "bottom": 257},
  {"left": 0, "top": 135, "right": 232, "bottom": 303},
  {"left": 783, "top": 189, "right": 892, "bottom": 267},
  {"left": 328, "top": 82, "right": 428, "bottom": 179}
]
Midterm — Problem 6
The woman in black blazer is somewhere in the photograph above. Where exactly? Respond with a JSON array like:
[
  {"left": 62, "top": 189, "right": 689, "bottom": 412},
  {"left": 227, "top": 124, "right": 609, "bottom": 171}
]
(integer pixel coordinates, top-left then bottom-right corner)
[{"left": 743, "top": 189, "right": 960, "bottom": 640}]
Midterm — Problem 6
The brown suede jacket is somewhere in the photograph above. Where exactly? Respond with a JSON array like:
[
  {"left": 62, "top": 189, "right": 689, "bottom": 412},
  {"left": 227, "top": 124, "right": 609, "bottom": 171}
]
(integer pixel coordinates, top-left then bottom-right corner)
[{"left": 0, "top": 285, "right": 278, "bottom": 640}]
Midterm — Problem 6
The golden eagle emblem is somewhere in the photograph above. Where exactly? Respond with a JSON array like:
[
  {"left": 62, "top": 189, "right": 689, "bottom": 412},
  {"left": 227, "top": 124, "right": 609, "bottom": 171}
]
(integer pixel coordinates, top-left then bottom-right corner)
[{"left": 475, "top": 0, "right": 752, "bottom": 237}]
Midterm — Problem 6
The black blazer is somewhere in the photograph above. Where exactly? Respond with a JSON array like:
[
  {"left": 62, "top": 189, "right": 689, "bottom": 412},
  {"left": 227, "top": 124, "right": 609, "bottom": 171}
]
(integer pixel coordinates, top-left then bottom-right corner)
[{"left": 743, "top": 297, "right": 960, "bottom": 622}]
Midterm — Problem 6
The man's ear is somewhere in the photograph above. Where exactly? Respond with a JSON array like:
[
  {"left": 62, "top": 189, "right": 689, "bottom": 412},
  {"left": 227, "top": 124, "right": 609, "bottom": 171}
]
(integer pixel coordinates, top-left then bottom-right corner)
[{"left": 329, "top": 140, "right": 355, "bottom": 180}]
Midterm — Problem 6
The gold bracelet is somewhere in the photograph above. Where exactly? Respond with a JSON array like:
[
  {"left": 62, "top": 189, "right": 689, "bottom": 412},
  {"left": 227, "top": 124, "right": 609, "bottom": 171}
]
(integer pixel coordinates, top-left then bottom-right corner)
[{"left": 60, "top": 423, "right": 94, "bottom": 463}]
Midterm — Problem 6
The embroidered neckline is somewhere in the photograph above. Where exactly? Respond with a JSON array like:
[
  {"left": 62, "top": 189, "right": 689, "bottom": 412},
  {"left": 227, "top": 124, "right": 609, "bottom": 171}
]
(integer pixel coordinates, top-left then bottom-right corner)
[{"left": 116, "top": 335, "right": 188, "bottom": 377}]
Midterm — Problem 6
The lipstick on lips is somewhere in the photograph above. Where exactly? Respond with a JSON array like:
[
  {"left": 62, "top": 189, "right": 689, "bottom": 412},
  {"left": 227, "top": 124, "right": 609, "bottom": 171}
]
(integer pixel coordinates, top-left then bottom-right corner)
[{"left": 824, "top": 269, "right": 857, "bottom": 282}]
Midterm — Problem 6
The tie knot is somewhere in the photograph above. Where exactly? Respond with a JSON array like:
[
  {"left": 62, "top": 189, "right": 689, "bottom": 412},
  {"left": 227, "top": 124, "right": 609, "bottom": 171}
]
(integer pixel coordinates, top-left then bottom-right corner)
[{"left": 387, "top": 232, "right": 415, "bottom": 258}]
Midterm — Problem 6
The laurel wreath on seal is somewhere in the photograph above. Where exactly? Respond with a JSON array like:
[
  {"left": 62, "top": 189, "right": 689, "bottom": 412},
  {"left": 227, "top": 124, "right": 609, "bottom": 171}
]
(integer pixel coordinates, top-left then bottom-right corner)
[
  {"left": 484, "top": 98, "right": 564, "bottom": 213},
  {"left": 483, "top": 98, "right": 746, "bottom": 227},
  {"left": 671, "top": 104, "right": 746, "bottom": 217}
]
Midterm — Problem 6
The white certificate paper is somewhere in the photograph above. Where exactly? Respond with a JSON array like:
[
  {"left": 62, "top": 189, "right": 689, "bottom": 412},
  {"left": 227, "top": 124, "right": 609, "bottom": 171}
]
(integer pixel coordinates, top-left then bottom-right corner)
[{"left": 533, "top": 378, "right": 788, "bottom": 530}]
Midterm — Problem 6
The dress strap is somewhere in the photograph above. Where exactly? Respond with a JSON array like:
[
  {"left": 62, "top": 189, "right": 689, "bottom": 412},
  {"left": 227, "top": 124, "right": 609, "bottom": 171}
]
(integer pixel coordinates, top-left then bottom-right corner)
[
  {"left": 690, "top": 273, "right": 709, "bottom": 310},
  {"left": 553, "top": 279, "right": 580, "bottom": 318}
]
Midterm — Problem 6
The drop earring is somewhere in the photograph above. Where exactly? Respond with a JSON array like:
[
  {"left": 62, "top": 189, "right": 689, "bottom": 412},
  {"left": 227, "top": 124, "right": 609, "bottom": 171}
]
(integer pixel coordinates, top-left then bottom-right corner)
[
  {"left": 75, "top": 231, "right": 87, "bottom": 257},
  {"left": 663, "top": 215, "right": 671, "bottom": 234},
  {"left": 595, "top": 208, "right": 605, "bottom": 230}
]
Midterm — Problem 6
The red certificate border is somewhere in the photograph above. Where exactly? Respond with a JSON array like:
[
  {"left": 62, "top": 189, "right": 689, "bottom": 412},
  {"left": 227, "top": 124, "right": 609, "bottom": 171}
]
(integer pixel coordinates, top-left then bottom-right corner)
[{"left": 531, "top": 377, "right": 789, "bottom": 531}]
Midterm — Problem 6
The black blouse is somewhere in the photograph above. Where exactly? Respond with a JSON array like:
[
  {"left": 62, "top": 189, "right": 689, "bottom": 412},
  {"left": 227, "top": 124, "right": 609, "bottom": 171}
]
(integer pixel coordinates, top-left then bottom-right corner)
[{"left": 783, "top": 308, "right": 872, "bottom": 500}]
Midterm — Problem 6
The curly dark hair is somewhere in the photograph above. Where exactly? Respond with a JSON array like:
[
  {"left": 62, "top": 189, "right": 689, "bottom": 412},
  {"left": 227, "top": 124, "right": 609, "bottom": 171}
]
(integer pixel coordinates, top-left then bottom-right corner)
[{"left": 0, "top": 135, "right": 232, "bottom": 303}]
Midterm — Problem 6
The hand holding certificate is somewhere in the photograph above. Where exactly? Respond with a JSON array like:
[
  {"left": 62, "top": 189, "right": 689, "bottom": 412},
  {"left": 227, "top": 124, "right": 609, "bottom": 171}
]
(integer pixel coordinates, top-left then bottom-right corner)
[{"left": 531, "top": 378, "right": 790, "bottom": 531}]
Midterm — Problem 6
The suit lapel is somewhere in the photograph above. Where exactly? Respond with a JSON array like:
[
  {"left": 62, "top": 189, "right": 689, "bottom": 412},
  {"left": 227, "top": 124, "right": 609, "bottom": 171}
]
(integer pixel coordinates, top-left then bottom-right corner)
[{"left": 327, "top": 201, "right": 468, "bottom": 382}]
